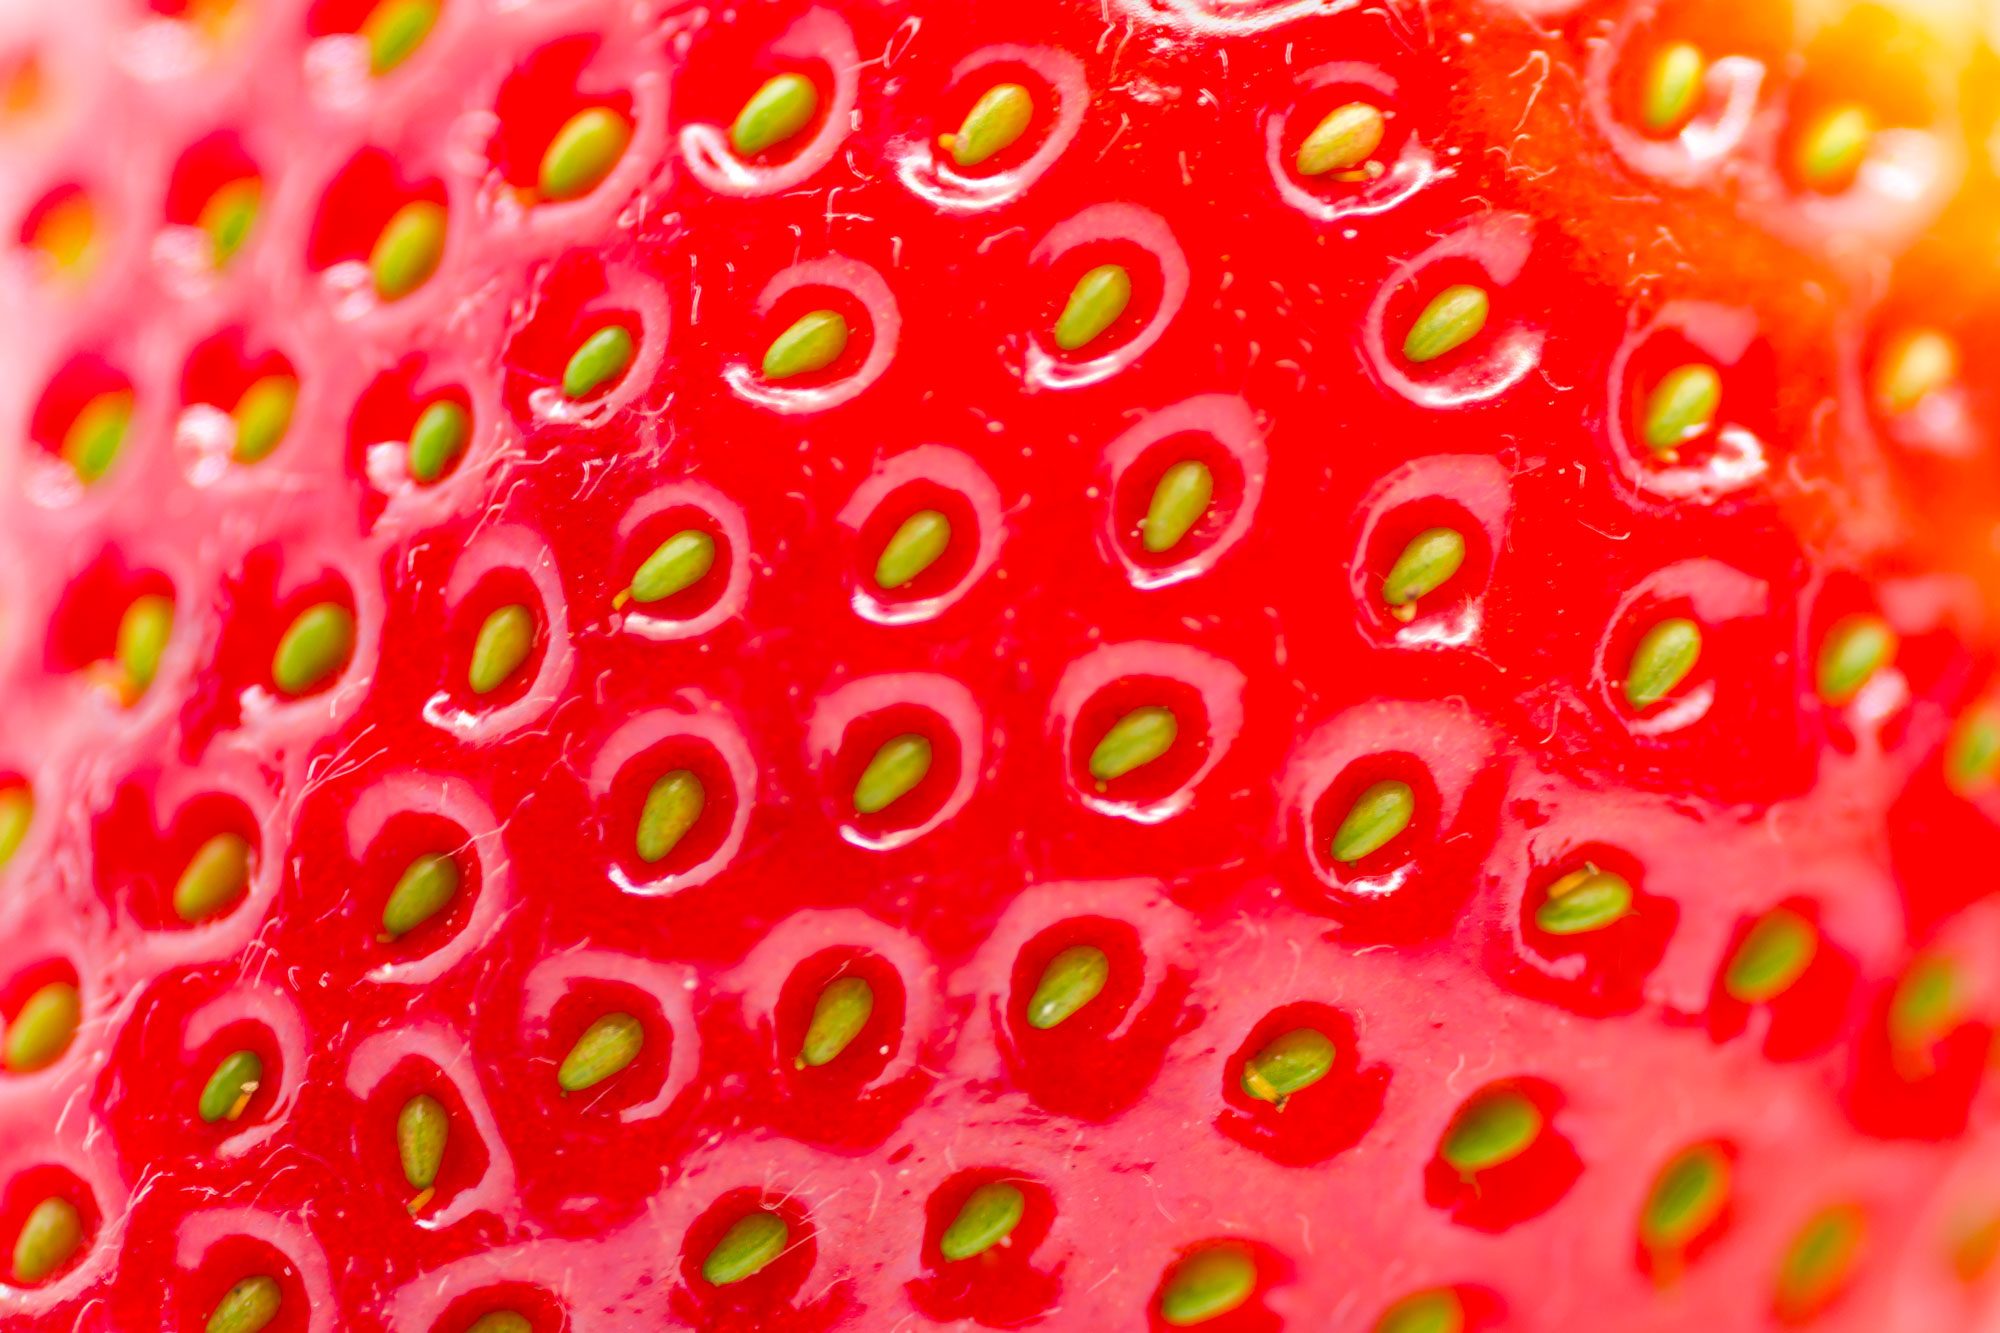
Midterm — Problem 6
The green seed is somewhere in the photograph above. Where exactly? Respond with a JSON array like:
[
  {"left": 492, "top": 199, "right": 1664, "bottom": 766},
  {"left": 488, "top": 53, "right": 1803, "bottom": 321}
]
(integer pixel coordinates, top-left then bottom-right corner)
[
  {"left": 731, "top": 72, "right": 819, "bottom": 156},
  {"left": 636, "top": 770, "right": 704, "bottom": 864},
  {"left": 1946, "top": 704, "right": 2000, "bottom": 793},
  {"left": 1053, "top": 263, "right": 1132, "bottom": 352},
  {"left": 1142, "top": 460, "right": 1213, "bottom": 554},
  {"left": 396, "top": 1093, "right": 448, "bottom": 1190},
  {"left": 1159, "top": 1247, "right": 1257, "bottom": 1327},
  {"left": 1795, "top": 104, "right": 1874, "bottom": 191},
  {"left": 1775, "top": 1206, "right": 1865, "bottom": 1320},
  {"left": 361, "top": 0, "right": 437, "bottom": 75},
  {"left": 197, "top": 1049, "right": 264, "bottom": 1124},
  {"left": 1640, "top": 1143, "right": 1731, "bottom": 1254},
  {"left": 1089, "top": 706, "right": 1177, "bottom": 783},
  {"left": 557, "top": 1011, "right": 643, "bottom": 1093},
  {"left": 1817, "top": 613, "right": 1895, "bottom": 706},
  {"left": 465, "top": 1315, "right": 533, "bottom": 1333},
  {"left": 628, "top": 530, "right": 716, "bottom": 604},
  {"left": 1724, "top": 908, "right": 1817, "bottom": 1004},
  {"left": 272, "top": 602, "right": 355, "bottom": 697},
  {"left": 1241, "top": 1028, "right": 1335, "bottom": 1106},
  {"left": 197, "top": 177, "right": 260, "bottom": 267},
  {"left": 1535, "top": 866, "right": 1633, "bottom": 935},
  {"left": 1890, "top": 955, "right": 1960, "bottom": 1055},
  {"left": 231, "top": 374, "right": 297, "bottom": 464},
  {"left": 4, "top": 982, "right": 79, "bottom": 1073},
  {"left": 1330, "top": 779, "right": 1415, "bottom": 863},
  {"left": 539, "top": 106, "right": 633, "bottom": 202},
  {"left": 945, "top": 83, "right": 1033, "bottom": 168},
  {"left": 1026, "top": 944, "right": 1110, "bottom": 1030},
  {"left": 1376, "top": 1289, "right": 1465, "bottom": 1333},
  {"left": 1625, "top": 617, "right": 1702, "bottom": 708},
  {"left": 381, "top": 853, "right": 459, "bottom": 939},
  {"left": 370, "top": 199, "right": 446, "bottom": 301},
  {"left": 1876, "top": 328, "right": 1958, "bottom": 415},
  {"left": 1641, "top": 364, "right": 1722, "bottom": 456},
  {"left": 875, "top": 510, "right": 951, "bottom": 590},
  {"left": 854, "top": 734, "right": 932, "bottom": 815},
  {"left": 940, "top": 1182, "right": 1026, "bottom": 1261},
  {"left": 1402, "top": 284, "right": 1488, "bottom": 364},
  {"left": 11, "top": 1196, "right": 82, "bottom": 1284},
  {"left": 1382, "top": 526, "right": 1466, "bottom": 620},
  {"left": 1640, "top": 42, "right": 1706, "bottom": 136},
  {"left": 468, "top": 604, "right": 534, "bottom": 695},
  {"left": 206, "top": 1275, "right": 282, "bottom": 1333},
  {"left": 173, "top": 831, "right": 252, "bottom": 923},
  {"left": 61, "top": 390, "right": 132, "bottom": 484},
  {"left": 703, "top": 1209, "right": 789, "bottom": 1285},
  {"left": 1297, "top": 101, "right": 1386, "bottom": 176},
  {"left": 562, "top": 325, "right": 635, "bottom": 400},
  {"left": 762, "top": 309, "right": 848, "bottom": 380},
  {"left": 406, "top": 399, "right": 469, "bottom": 483},
  {"left": 0, "top": 786, "right": 29, "bottom": 869},
  {"left": 1441, "top": 1088, "right": 1542, "bottom": 1175},
  {"left": 117, "top": 593, "right": 173, "bottom": 695},
  {"left": 797, "top": 975, "right": 874, "bottom": 1068}
]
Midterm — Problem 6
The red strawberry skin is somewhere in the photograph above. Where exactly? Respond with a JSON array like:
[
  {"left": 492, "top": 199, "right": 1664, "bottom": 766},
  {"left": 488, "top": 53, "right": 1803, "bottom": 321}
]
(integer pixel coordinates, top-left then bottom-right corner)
[{"left": 3, "top": 0, "right": 2000, "bottom": 1329}]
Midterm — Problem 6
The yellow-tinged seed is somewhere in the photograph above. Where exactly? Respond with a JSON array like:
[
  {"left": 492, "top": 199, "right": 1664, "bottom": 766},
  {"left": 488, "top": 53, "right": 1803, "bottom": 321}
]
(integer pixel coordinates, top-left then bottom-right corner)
[
  {"left": 762, "top": 310, "right": 847, "bottom": 380},
  {"left": 1640, "top": 42, "right": 1706, "bottom": 136},
  {"left": 731, "top": 72, "right": 818, "bottom": 157},
  {"left": 1160, "top": 1247, "right": 1257, "bottom": 1327},
  {"left": 854, "top": 734, "right": 932, "bottom": 815},
  {"left": 1640, "top": 1143, "right": 1732, "bottom": 1254},
  {"left": 362, "top": 0, "right": 438, "bottom": 76},
  {"left": 1403, "top": 284, "right": 1488, "bottom": 364},
  {"left": 539, "top": 106, "right": 633, "bottom": 202},
  {"left": 1330, "top": 778, "right": 1415, "bottom": 863},
  {"left": 197, "top": 178, "right": 260, "bottom": 267},
  {"left": 174, "top": 832, "right": 252, "bottom": 923},
  {"left": 381, "top": 853, "right": 459, "bottom": 939},
  {"left": 1382, "top": 526, "right": 1466, "bottom": 620},
  {"left": 1725, "top": 908, "right": 1818, "bottom": 1004},
  {"left": 944, "top": 83, "right": 1033, "bottom": 168},
  {"left": 1795, "top": 104, "right": 1875, "bottom": 192},
  {"left": 1376, "top": 1289, "right": 1465, "bottom": 1333},
  {"left": 940, "top": 1182, "right": 1026, "bottom": 1261},
  {"left": 875, "top": 510, "right": 951, "bottom": 590},
  {"left": 1625, "top": 617, "right": 1702, "bottom": 709},
  {"left": 206, "top": 1274, "right": 282, "bottom": 1333},
  {"left": 272, "top": 602, "right": 355, "bottom": 696},
  {"left": 1890, "top": 955, "right": 1960, "bottom": 1056},
  {"left": 1947, "top": 704, "right": 2000, "bottom": 794},
  {"left": 61, "top": 390, "right": 132, "bottom": 484},
  {"left": 1089, "top": 706, "right": 1177, "bottom": 784},
  {"left": 1817, "top": 613, "right": 1895, "bottom": 706},
  {"left": 0, "top": 786, "right": 30, "bottom": 869},
  {"left": 1143, "top": 460, "right": 1214, "bottom": 554},
  {"left": 397, "top": 1093, "right": 448, "bottom": 1191},
  {"left": 117, "top": 593, "right": 174, "bottom": 696},
  {"left": 197, "top": 1049, "right": 263, "bottom": 1123},
  {"left": 1535, "top": 866, "right": 1633, "bottom": 935},
  {"left": 465, "top": 1315, "right": 533, "bottom": 1333},
  {"left": 1441, "top": 1088, "right": 1542, "bottom": 1175},
  {"left": 31, "top": 193, "right": 93, "bottom": 273},
  {"left": 1296, "top": 101, "right": 1386, "bottom": 177},
  {"left": 1875, "top": 328, "right": 1959, "bottom": 415},
  {"left": 628, "top": 530, "right": 717, "bottom": 605},
  {"left": 406, "top": 399, "right": 469, "bottom": 483},
  {"left": 636, "top": 770, "right": 705, "bottom": 864},
  {"left": 370, "top": 199, "right": 446, "bottom": 301},
  {"left": 1641, "top": 364, "right": 1721, "bottom": 456},
  {"left": 1026, "top": 944, "right": 1110, "bottom": 1030},
  {"left": 703, "top": 1209, "right": 789, "bottom": 1285},
  {"left": 797, "top": 975, "right": 874, "bottom": 1068},
  {"left": 468, "top": 603, "right": 535, "bottom": 695},
  {"left": 1241, "top": 1028, "right": 1336, "bottom": 1106},
  {"left": 1775, "top": 1206, "right": 1866, "bottom": 1321},
  {"left": 558, "top": 1011, "right": 644, "bottom": 1093},
  {"left": 232, "top": 375, "right": 297, "bottom": 464},
  {"left": 4, "top": 981, "right": 79, "bottom": 1073},
  {"left": 11, "top": 1196, "right": 82, "bottom": 1283},
  {"left": 1053, "top": 263, "right": 1132, "bottom": 352}
]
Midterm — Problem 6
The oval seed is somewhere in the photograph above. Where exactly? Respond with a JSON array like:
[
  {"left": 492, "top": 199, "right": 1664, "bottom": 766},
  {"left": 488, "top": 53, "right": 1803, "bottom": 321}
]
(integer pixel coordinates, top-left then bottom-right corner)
[
  {"left": 206, "top": 1275, "right": 282, "bottom": 1333},
  {"left": 1089, "top": 705, "right": 1177, "bottom": 783},
  {"left": 539, "top": 106, "right": 633, "bottom": 202},
  {"left": 1441, "top": 1088, "right": 1542, "bottom": 1175},
  {"left": 1876, "top": 328, "right": 1958, "bottom": 415},
  {"left": 469, "top": 604, "right": 535, "bottom": 696},
  {"left": 1947, "top": 704, "right": 2000, "bottom": 794},
  {"left": 370, "top": 200, "right": 446, "bottom": 301},
  {"left": 1817, "top": 614, "right": 1895, "bottom": 706},
  {"left": 1296, "top": 100, "right": 1386, "bottom": 177},
  {"left": 1159, "top": 1247, "right": 1257, "bottom": 1327},
  {"left": 272, "top": 603, "right": 355, "bottom": 697},
  {"left": 62, "top": 390, "right": 132, "bottom": 484},
  {"left": 231, "top": 375, "right": 297, "bottom": 464},
  {"left": 1330, "top": 779, "right": 1415, "bottom": 864},
  {"left": 197, "top": 1049, "right": 263, "bottom": 1124},
  {"left": 1382, "top": 526, "right": 1466, "bottom": 620},
  {"left": 629, "top": 530, "right": 716, "bottom": 604},
  {"left": 1143, "top": 460, "right": 1213, "bottom": 554},
  {"left": 1026, "top": 944, "right": 1109, "bottom": 1030},
  {"left": 636, "top": 770, "right": 705, "bottom": 864},
  {"left": 397, "top": 1093, "right": 448, "bottom": 1191},
  {"left": 557, "top": 1011, "right": 643, "bottom": 1093},
  {"left": 1775, "top": 1206, "right": 1865, "bottom": 1321},
  {"left": 11, "top": 1196, "right": 82, "bottom": 1284},
  {"left": 361, "top": 0, "right": 437, "bottom": 75},
  {"left": 1241, "top": 1028, "right": 1335, "bottom": 1106},
  {"left": 406, "top": 399, "right": 469, "bottom": 483},
  {"left": 1535, "top": 866, "right": 1633, "bottom": 935},
  {"left": 1403, "top": 284, "right": 1488, "bottom": 364},
  {"left": 854, "top": 734, "right": 932, "bottom": 815},
  {"left": 1890, "top": 955, "right": 1960, "bottom": 1056},
  {"left": 381, "top": 853, "right": 459, "bottom": 939},
  {"left": 762, "top": 309, "right": 848, "bottom": 380},
  {"left": 1640, "top": 1143, "right": 1731, "bottom": 1254},
  {"left": 1640, "top": 42, "right": 1706, "bottom": 136},
  {"left": 1641, "top": 364, "right": 1721, "bottom": 456},
  {"left": 174, "top": 832, "right": 252, "bottom": 923},
  {"left": 117, "top": 593, "right": 174, "bottom": 696},
  {"left": 1376, "top": 1289, "right": 1465, "bottom": 1333},
  {"left": 562, "top": 325, "right": 635, "bottom": 400},
  {"left": 1053, "top": 263, "right": 1132, "bottom": 352},
  {"left": 797, "top": 975, "right": 874, "bottom": 1068},
  {"left": 4, "top": 982, "right": 79, "bottom": 1073},
  {"left": 1625, "top": 617, "right": 1702, "bottom": 709},
  {"left": 197, "top": 177, "right": 260, "bottom": 267},
  {"left": 945, "top": 83, "right": 1033, "bottom": 168},
  {"left": 0, "top": 786, "right": 30, "bottom": 869},
  {"left": 940, "top": 1181, "right": 1026, "bottom": 1261},
  {"left": 875, "top": 510, "right": 952, "bottom": 590},
  {"left": 731, "top": 72, "right": 819, "bottom": 156},
  {"left": 465, "top": 1315, "right": 533, "bottom": 1333},
  {"left": 703, "top": 1209, "right": 789, "bottom": 1286},
  {"left": 1795, "top": 104, "right": 1874, "bottom": 192},
  {"left": 1724, "top": 908, "right": 1817, "bottom": 1004}
]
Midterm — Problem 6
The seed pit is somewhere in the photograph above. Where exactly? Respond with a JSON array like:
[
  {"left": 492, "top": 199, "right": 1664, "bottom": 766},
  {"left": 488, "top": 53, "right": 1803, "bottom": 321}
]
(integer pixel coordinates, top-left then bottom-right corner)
[
  {"left": 909, "top": 1171, "right": 1059, "bottom": 1323},
  {"left": 91, "top": 784, "right": 260, "bottom": 931},
  {"left": 606, "top": 735, "right": 739, "bottom": 885},
  {"left": 832, "top": 704, "right": 961, "bottom": 839},
  {"left": 356, "top": 1057, "right": 491, "bottom": 1218},
  {"left": 487, "top": 37, "right": 635, "bottom": 199},
  {"left": 1424, "top": 1077, "right": 1581, "bottom": 1231},
  {"left": 307, "top": 149, "right": 445, "bottom": 276},
  {"left": 1501, "top": 844, "right": 1676, "bottom": 1017},
  {"left": 0, "top": 960, "right": 80, "bottom": 1076},
  {"left": 1216, "top": 1001, "right": 1388, "bottom": 1167},
  {"left": 776, "top": 950, "right": 906, "bottom": 1088},
  {"left": 348, "top": 356, "right": 474, "bottom": 501},
  {"left": 31, "top": 353, "right": 134, "bottom": 483},
  {"left": 0, "top": 1164, "right": 96, "bottom": 1286},
  {"left": 544, "top": 982, "right": 670, "bottom": 1115},
  {"left": 616, "top": 503, "right": 732, "bottom": 626},
  {"left": 679, "top": 1189, "right": 816, "bottom": 1306},
  {"left": 1071, "top": 677, "right": 1208, "bottom": 807}
]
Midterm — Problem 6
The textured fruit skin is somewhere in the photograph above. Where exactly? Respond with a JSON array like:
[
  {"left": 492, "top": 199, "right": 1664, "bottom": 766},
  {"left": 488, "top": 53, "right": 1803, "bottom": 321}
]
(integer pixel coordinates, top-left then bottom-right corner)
[{"left": 5, "top": 0, "right": 2000, "bottom": 1329}]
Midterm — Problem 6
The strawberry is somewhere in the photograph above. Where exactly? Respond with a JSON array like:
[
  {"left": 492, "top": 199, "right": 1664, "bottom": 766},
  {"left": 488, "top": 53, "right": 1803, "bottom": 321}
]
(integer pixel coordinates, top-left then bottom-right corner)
[{"left": 5, "top": 0, "right": 2000, "bottom": 1328}]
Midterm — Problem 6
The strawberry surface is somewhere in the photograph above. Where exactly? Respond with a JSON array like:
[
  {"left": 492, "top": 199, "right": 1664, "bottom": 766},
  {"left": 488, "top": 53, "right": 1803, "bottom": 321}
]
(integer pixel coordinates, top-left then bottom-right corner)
[{"left": 4, "top": 0, "right": 2000, "bottom": 1329}]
